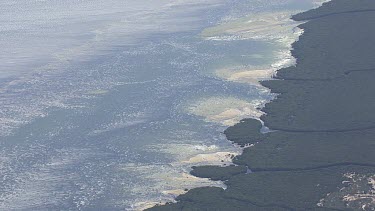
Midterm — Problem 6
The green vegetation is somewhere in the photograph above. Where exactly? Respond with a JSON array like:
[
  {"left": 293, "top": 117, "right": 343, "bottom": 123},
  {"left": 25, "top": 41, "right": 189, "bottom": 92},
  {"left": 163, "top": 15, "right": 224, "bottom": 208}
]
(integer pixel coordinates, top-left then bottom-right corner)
[
  {"left": 235, "top": 129, "right": 375, "bottom": 170},
  {"left": 223, "top": 118, "right": 264, "bottom": 147}
]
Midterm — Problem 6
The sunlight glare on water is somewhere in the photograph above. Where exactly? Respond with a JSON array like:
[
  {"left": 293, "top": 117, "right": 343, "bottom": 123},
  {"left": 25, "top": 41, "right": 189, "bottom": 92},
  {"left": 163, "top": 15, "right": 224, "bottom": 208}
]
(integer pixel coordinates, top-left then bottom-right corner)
[{"left": 0, "top": 0, "right": 329, "bottom": 210}]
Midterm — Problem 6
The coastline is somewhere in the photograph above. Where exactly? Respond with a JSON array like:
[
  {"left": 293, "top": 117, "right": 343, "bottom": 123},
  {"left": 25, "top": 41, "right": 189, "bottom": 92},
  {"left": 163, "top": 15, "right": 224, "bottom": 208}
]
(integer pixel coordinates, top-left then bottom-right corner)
[
  {"left": 148, "top": 0, "right": 375, "bottom": 210},
  {"left": 139, "top": 2, "right": 318, "bottom": 209}
]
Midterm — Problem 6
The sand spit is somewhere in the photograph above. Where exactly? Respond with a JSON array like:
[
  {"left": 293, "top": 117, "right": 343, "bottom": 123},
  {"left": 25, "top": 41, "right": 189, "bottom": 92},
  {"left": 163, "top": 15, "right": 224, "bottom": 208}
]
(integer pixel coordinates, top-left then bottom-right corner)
[
  {"left": 215, "top": 67, "right": 275, "bottom": 86},
  {"left": 182, "top": 151, "right": 238, "bottom": 165},
  {"left": 127, "top": 142, "right": 240, "bottom": 210},
  {"left": 188, "top": 97, "right": 264, "bottom": 126},
  {"left": 128, "top": 166, "right": 225, "bottom": 211},
  {"left": 144, "top": 1, "right": 333, "bottom": 210},
  {"left": 146, "top": 143, "right": 241, "bottom": 166},
  {"left": 174, "top": 9, "right": 307, "bottom": 210}
]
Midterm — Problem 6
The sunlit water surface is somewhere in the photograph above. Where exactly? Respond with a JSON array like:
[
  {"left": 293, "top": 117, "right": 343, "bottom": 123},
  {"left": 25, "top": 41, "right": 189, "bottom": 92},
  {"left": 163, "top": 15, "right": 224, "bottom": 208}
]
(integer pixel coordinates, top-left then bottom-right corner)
[{"left": 0, "top": 0, "right": 326, "bottom": 210}]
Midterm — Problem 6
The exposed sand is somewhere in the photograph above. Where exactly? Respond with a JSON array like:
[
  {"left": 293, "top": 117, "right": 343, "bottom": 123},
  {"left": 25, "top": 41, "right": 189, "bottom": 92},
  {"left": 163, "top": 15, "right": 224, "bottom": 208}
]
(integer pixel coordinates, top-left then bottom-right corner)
[
  {"left": 188, "top": 97, "right": 264, "bottom": 126},
  {"left": 131, "top": 171, "right": 225, "bottom": 211},
  {"left": 216, "top": 68, "right": 275, "bottom": 86},
  {"left": 162, "top": 189, "right": 188, "bottom": 196},
  {"left": 122, "top": 161, "right": 226, "bottom": 211},
  {"left": 182, "top": 151, "right": 238, "bottom": 165},
  {"left": 133, "top": 201, "right": 163, "bottom": 211},
  {"left": 204, "top": 10, "right": 302, "bottom": 88},
  {"left": 142, "top": 2, "right": 332, "bottom": 210}
]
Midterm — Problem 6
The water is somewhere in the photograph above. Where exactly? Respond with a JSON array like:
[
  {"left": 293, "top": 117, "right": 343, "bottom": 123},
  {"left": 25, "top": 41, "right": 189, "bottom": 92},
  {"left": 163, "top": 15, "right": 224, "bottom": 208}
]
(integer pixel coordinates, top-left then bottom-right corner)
[{"left": 0, "top": 0, "right": 327, "bottom": 210}]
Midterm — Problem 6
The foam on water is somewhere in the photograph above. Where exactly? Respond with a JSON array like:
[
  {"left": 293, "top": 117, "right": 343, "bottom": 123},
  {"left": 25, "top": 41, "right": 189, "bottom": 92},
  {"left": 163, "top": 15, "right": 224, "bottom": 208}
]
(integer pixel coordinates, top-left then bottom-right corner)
[
  {"left": 0, "top": 0, "right": 332, "bottom": 210},
  {"left": 188, "top": 0, "right": 329, "bottom": 127},
  {"left": 0, "top": 0, "right": 226, "bottom": 137},
  {"left": 0, "top": 148, "right": 100, "bottom": 210},
  {"left": 202, "top": 10, "right": 303, "bottom": 85},
  {"left": 128, "top": 139, "right": 242, "bottom": 209},
  {"left": 122, "top": 163, "right": 226, "bottom": 210},
  {"left": 0, "top": 0, "right": 226, "bottom": 76}
]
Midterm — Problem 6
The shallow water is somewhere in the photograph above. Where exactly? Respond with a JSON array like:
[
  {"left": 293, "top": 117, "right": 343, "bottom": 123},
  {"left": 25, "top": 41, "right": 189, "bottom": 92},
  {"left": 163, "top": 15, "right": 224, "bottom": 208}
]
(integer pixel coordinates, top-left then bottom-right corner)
[{"left": 0, "top": 0, "right": 327, "bottom": 210}]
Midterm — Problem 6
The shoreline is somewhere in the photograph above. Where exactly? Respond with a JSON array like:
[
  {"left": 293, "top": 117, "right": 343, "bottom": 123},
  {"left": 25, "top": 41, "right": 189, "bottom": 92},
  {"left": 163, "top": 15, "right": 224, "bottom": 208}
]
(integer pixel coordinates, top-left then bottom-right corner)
[
  {"left": 148, "top": 0, "right": 375, "bottom": 210},
  {"left": 137, "top": 3, "right": 316, "bottom": 209}
]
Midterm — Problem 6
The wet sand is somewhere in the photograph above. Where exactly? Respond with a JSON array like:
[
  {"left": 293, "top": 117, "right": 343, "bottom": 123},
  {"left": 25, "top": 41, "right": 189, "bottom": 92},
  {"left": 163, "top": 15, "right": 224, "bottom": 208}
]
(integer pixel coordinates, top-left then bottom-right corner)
[
  {"left": 188, "top": 97, "right": 264, "bottom": 126},
  {"left": 148, "top": 0, "right": 375, "bottom": 210}
]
